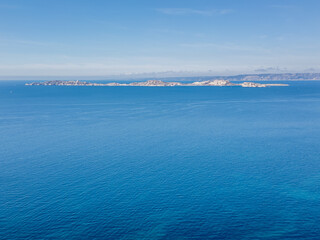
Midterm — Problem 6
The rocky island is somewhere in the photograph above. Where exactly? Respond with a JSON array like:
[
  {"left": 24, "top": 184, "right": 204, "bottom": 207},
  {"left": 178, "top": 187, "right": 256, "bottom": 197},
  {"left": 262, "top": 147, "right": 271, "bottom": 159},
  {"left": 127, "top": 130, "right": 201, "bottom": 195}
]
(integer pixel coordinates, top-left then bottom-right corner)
[{"left": 26, "top": 80, "right": 288, "bottom": 87}]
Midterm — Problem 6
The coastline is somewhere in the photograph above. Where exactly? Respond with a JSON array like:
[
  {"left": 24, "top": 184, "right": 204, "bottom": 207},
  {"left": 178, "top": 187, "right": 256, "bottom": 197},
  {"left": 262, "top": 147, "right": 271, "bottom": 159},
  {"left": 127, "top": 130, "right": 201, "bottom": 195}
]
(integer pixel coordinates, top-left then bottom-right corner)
[{"left": 26, "top": 80, "right": 289, "bottom": 88}]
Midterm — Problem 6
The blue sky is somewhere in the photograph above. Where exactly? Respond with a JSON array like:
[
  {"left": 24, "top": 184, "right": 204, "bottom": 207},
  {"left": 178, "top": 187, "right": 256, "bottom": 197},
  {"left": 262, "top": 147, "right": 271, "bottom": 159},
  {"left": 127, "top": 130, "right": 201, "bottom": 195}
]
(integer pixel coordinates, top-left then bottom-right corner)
[{"left": 0, "top": 0, "right": 320, "bottom": 78}]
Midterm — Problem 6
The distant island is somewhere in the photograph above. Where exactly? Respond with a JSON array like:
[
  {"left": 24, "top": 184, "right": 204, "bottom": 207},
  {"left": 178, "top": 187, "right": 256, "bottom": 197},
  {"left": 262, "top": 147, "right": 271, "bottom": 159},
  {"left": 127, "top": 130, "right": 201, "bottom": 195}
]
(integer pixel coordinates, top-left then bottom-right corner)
[{"left": 26, "top": 80, "right": 288, "bottom": 88}]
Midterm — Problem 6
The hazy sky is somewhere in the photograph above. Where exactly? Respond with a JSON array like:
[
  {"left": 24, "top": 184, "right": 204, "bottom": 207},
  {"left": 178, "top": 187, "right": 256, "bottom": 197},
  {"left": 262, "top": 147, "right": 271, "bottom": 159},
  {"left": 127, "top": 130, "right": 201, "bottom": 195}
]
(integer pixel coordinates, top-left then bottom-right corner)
[{"left": 0, "top": 0, "right": 320, "bottom": 78}]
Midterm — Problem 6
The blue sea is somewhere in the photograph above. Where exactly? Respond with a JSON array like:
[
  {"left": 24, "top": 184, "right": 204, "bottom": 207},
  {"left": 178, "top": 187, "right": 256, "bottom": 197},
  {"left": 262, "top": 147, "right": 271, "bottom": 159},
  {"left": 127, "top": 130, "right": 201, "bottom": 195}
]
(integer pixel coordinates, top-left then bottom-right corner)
[{"left": 1, "top": 81, "right": 320, "bottom": 239}]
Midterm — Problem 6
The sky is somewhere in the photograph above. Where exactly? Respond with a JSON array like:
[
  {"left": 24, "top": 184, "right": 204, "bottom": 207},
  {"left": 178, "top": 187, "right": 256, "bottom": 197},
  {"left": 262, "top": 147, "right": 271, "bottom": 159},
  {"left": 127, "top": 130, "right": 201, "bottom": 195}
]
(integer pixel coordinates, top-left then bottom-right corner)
[{"left": 0, "top": 0, "right": 320, "bottom": 79}]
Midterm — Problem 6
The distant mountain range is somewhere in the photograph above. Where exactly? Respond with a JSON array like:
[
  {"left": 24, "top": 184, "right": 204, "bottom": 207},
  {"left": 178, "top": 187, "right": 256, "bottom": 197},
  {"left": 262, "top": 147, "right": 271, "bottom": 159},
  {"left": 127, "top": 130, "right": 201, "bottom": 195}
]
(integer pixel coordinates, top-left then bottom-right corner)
[{"left": 158, "top": 73, "right": 320, "bottom": 82}]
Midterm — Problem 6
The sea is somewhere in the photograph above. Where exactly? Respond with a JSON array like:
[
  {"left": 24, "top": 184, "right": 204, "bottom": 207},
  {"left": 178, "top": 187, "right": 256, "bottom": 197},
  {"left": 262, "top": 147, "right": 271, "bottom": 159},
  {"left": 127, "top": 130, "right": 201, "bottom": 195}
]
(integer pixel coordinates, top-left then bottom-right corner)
[{"left": 1, "top": 81, "right": 320, "bottom": 239}]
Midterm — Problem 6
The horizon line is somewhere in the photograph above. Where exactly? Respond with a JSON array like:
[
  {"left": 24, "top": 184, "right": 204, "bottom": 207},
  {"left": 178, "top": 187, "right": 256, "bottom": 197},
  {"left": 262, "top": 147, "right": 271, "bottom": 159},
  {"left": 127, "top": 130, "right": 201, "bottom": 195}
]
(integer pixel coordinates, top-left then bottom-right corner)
[{"left": 1, "top": 72, "right": 320, "bottom": 81}]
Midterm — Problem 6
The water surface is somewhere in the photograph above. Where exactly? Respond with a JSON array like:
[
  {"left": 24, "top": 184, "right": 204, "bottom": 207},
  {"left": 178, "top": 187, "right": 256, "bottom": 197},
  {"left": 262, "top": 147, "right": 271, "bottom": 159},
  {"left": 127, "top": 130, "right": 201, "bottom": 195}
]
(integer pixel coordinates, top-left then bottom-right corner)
[{"left": 1, "top": 81, "right": 320, "bottom": 239}]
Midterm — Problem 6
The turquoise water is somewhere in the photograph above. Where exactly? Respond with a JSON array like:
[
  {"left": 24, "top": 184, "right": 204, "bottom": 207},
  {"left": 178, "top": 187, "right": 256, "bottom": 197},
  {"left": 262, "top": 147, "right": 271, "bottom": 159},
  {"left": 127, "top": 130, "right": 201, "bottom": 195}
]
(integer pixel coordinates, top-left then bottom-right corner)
[{"left": 1, "top": 81, "right": 320, "bottom": 239}]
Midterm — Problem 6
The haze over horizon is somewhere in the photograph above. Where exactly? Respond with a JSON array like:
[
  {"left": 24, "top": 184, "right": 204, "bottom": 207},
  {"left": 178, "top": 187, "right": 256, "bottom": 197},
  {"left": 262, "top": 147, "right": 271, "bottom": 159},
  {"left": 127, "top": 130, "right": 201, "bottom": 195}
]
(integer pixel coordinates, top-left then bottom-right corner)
[{"left": 1, "top": 0, "right": 320, "bottom": 79}]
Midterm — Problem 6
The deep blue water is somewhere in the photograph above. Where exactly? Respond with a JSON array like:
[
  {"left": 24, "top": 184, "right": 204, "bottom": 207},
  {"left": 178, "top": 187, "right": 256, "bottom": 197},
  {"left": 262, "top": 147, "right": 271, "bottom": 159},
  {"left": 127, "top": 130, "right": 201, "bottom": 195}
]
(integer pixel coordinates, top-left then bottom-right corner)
[{"left": 1, "top": 81, "right": 320, "bottom": 239}]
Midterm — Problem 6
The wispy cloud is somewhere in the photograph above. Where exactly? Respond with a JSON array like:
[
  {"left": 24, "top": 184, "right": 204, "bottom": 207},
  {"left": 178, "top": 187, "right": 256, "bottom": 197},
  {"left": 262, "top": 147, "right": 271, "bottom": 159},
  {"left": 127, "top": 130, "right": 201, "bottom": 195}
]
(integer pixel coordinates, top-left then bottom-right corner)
[
  {"left": 0, "top": 4, "right": 19, "bottom": 9},
  {"left": 270, "top": 5, "right": 297, "bottom": 10},
  {"left": 179, "top": 42, "right": 269, "bottom": 53},
  {"left": 91, "top": 20, "right": 128, "bottom": 30},
  {"left": 157, "top": 8, "right": 233, "bottom": 16},
  {"left": 12, "top": 40, "right": 54, "bottom": 46},
  {"left": 0, "top": 37, "right": 64, "bottom": 47},
  {"left": 254, "top": 67, "right": 288, "bottom": 73}
]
